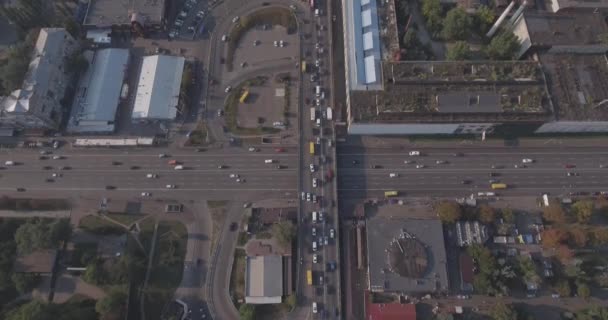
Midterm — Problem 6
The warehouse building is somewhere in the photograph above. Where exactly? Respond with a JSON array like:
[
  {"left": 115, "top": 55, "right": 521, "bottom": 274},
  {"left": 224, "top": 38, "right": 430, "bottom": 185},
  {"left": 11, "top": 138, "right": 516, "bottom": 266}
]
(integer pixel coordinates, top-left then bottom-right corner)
[
  {"left": 245, "top": 255, "right": 284, "bottom": 304},
  {"left": 67, "top": 48, "right": 130, "bottom": 133},
  {"left": 131, "top": 55, "right": 185, "bottom": 122}
]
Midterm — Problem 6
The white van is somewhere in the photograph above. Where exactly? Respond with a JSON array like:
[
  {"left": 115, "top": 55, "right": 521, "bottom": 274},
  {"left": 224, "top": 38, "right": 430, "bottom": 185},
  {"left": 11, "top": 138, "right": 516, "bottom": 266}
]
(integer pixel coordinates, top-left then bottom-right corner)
[
  {"left": 315, "top": 85, "right": 321, "bottom": 97},
  {"left": 312, "top": 241, "right": 317, "bottom": 251},
  {"left": 312, "top": 211, "right": 317, "bottom": 223},
  {"left": 314, "top": 8, "right": 320, "bottom": 16},
  {"left": 312, "top": 302, "right": 318, "bottom": 313},
  {"left": 221, "top": 35, "right": 227, "bottom": 42},
  {"left": 4, "top": 161, "right": 14, "bottom": 166},
  {"left": 264, "top": 159, "right": 274, "bottom": 164},
  {"left": 174, "top": 165, "right": 184, "bottom": 170}
]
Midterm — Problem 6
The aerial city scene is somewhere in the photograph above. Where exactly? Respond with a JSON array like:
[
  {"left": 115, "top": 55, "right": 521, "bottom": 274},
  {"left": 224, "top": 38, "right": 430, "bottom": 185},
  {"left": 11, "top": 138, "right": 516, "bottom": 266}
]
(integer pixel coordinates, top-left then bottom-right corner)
[{"left": 0, "top": 0, "right": 608, "bottom": 319}]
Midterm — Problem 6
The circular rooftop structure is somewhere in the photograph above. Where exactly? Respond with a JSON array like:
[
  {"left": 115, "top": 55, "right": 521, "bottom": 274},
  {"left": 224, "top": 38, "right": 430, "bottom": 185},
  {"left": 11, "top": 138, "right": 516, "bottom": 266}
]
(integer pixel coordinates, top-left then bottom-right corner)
[{"left": 386, "top": 236, "right": 429, "bottom": 279}]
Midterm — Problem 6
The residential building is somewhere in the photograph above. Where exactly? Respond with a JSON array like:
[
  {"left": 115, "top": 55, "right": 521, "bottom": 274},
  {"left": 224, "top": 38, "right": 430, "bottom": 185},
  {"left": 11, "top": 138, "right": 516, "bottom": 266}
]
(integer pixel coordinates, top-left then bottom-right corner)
[{"left": 0, "top": 28, "right": 78, "bottom": 131}]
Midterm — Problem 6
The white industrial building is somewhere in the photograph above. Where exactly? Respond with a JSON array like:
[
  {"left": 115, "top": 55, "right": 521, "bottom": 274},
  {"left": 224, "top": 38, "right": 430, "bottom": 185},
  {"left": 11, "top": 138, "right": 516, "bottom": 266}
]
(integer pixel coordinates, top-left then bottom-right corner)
[
  {"left": 67, "top": 48, "right": 129, "bottom": 133},
  {"left": 131, "top": 55, "right": 185, "bottom": 121},
  {"left": 0, "top": 28, "right": 78, "bottom": 132},
  {"left": 244, "top": 255, "right": 283, "bottom": 304}
]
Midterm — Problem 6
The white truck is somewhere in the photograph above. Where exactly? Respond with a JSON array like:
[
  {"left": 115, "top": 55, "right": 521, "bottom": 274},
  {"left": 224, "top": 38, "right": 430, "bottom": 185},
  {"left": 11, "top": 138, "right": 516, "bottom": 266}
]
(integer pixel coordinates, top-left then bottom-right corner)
[
  {"left": 310, "top": 107, "right": 316, "bottom": 121},
  {"left": 326, "top": 107, "right": 333, "bottom": 120}
]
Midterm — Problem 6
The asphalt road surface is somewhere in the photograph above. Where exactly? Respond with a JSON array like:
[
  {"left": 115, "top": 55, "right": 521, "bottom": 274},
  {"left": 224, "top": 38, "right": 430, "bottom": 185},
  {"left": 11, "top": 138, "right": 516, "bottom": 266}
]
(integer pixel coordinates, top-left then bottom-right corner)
[
  {"left": 0, "top": 147, "right": 297, "bottom": 200},
  {"left": 337, "top": 146, "right": 608, "bottom": 198}
]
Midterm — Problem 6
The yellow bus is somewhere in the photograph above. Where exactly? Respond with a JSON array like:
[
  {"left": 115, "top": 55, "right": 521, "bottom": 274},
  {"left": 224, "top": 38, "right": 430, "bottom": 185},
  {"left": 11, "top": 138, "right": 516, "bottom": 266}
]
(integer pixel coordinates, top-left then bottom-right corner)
[
  {"left": 384, "top": 191, "right": 398, "bottom": 197},
  {"left": 239, "top": 90, "right": 249, "bottom": 103},
  {"left": 307, "top": 270, "right": 312, "bottom": 285},
  {"left": 309, "top": 142, "right": 315, "bottom": 155},
  {"left": 301, "top": 60, "right": 307, "bottom": 73},
  {"left": 491, "top": 183, "right": 507, "bottom": 189}
]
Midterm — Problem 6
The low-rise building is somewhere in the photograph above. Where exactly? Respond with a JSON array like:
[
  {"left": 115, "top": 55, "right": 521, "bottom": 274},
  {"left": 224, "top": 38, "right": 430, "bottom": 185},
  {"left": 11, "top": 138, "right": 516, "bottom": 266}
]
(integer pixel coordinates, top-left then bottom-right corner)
[
  {"left": 67, "top": 48, "right": 130, "bottom": 133},
  {"left": 245, "top": 255, "right": 284, "bottom": 304},
  {"left": 131, "top": 55, "right": 185, "bottom": 122}
]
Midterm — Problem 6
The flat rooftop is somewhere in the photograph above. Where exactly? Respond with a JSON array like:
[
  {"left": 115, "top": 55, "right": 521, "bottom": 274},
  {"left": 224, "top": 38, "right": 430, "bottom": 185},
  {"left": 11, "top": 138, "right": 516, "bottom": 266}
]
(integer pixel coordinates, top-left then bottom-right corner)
[
  {"left": 540, "top": 53, "right": 608, "bottom": 121},
  {"left": 349, "top": 61, "right": 551, "bottom": 123},
  {"left": 84, "top": 0, "right": 165, "bottom": 27},
  {"left": 518, "top": 12, "right": 608, "bottom": 48},
  {"left": 367, "top": 217, "right": 448, "bottom": 293}
]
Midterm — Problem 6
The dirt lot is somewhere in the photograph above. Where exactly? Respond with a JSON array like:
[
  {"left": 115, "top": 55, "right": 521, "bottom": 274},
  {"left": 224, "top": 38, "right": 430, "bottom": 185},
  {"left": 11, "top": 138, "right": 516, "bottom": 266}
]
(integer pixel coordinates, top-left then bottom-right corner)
[{"left": 236, "top": 82, "right": 287, "bottom": 128}]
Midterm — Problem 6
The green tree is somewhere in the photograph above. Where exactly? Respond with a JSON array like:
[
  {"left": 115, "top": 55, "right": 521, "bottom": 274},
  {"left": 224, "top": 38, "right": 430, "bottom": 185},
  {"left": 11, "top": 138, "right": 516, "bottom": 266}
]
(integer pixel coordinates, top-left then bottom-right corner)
[
  {"left": 554, "top": 279, "right": 572, "bottom": 297},
  {"left": 5, "top": 299, "right": 49, "bottom": 320},
  {"left": 501, "top": 207, "right": 515, "bottom": 223},
  {"left": 436, "top": 201, "right": 462, "bottom": 224},
  {"left": 95, "top": 287, "right": 127, "bottom": 318},
  {"left": 285, "top": 294, "right": 296, "bottom": 309},
  {"left": 517, "top": 256, "right": 540, "bottom": 287},
  {"left": 442, "top": 8, "right": 471, "bottom": 40},
  {"left": 576, "top": 281, "right": 591, "bottom": 299},
  {"left": 489, "top": 302, "right": 519, "bottom": 320},
  {"left": 477, "top": 204, "right": 496, "bottom": 224},
  {"left": 542, "top": 204, "right": 567, "bottom": 224},
  {"left": 14, "top": 219, "right": 52, "bottom": 254},
  {"left": 485, "top": 30, "right": 521, "bottom": 60},
  {"left": 0, "top": 43, "right": 32, "bottom": 94},
  {"left": 421, "top": 0, "right": 443, "bottom": 34},
  {"left": 238, "top": 304, "right": 256, "bottom": 320},
  {"left": 272, "top": 221, "right": 296, "bottom": 249},
  {"left": 446, "top": 41, "right": 470, "bottom": 60},
  {"left": 474, "top": 5, "right": 495, "bottom": 32},
  {"left": 82, "top": 260, "right": 104, "bottom": 285},
  {"left": 11, "top": 272, "right": 40, "bottom": 294},
  {"left": 573, "top": 200, "right": 594, "bottom": 224}
]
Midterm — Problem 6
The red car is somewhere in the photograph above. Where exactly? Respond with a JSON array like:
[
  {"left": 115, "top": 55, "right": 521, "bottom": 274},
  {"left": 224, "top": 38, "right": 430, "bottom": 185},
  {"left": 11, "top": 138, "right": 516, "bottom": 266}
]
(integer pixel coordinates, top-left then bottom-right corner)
[
  {"left": 275, "top": 148, "right": 285, "bottom": 153},
  {"left": 564, "top": 164, "right": 576, "bottom": 168}
]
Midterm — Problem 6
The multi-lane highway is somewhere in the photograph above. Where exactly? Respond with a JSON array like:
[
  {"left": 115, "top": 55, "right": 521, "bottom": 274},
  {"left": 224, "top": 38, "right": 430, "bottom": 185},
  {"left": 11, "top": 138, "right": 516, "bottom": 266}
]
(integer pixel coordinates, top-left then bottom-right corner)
[
  {"left": 337, "top": 145, "right": 608, "bottom": 198},
  {"left": 0, "top": 147, "right": 297, "bottom": 199}
]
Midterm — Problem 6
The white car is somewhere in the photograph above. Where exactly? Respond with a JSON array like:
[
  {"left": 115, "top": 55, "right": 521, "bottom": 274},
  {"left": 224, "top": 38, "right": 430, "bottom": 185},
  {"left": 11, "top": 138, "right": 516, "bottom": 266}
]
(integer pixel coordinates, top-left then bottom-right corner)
[
  {"left": 52, "top": 173, "right": 61, "bottom": 178},
  {"left": 166, "top": 184, "right": 176, "bottom": 189},
  {"left": 229, "top": 173, "right": 240, "bottom": 178},
  {"left": 409, "top": 151, "right": 420, "bottom": 156},
  {"left": 435, "top": 160, "right": 447, "bottom": 164},
  {"left": 312, "top": 302, "right": 318, "bottom": 314},
  {"left": 389, "top": 173, "right": 398, "bottom": 178},
  {"left": 329, "top": 228, "right": 335, "bottom": 238},
  {"left": 141, "top": 192, "right": 151, "bottom": 197},
  {"left": 312, "top": 178, "right": 318, "bottom": 188},
  {"left": 416, "top": 164, "right": 425, "bottom": 169},
  {"left": 279, "top": 40, "right": 284, "bottom": 47},
  {"left": 224, "top": 86, "right": 232, "bottom": 93},
  {"left": 52, "top": 155, "right": 63, "bottom": 160},
  {"left": 404, "top": 160, "right": 415, "bottom": 164},
  {"left": 312, "top": 194, "right": 317, "bottom": 203},
  {"left": 265, "top": 159, "right": 274, "bottom": 164},
  {"left": 301, "top": 192, "right": 305, "bottom": 200},
  {"left": 273, "top": 40, "right": 278, "bottom": 47},
  {"left": 248, "top": 147, "right": 258, "bottom": 152},
  {"left": 312, "top": 227, "right": 316, "bottom": 236},
  {"left": 232, "top": 16, "right": 240, "bottom": 23},
  {"left": 158, "top": 153, "right": 168, "bottom": 158},
  {"left": 306, "top": 193, "right": 311, "bottom": 202},
  {"left": 313, "top": 254, "right": 318, "bottom": 263},
  {"left": 522, "top": 158, "right": 534, "bottom": 163},
  {"left": 146, "top": 173, "right": 158, "bottom": 178},
  {"left": 309, "top": 164, "right": 315, "bottom": 172}
]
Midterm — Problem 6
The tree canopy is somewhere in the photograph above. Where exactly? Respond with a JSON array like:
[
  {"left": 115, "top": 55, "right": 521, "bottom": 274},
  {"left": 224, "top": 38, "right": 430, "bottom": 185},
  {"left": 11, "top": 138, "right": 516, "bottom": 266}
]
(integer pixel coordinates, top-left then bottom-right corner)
[
  {"left": 272, "top": 221, "right": 296, "bottom": 249},
  {"left": 14, "top": 219, "right": 71, "bottom": 254},
  {"left": 573, "top": 200, "right": 594, "bottom": 224},
  {"left": 421, "top": 0, "right": 443, "bottom": 35},
  {"left": 436, "top": 201, "right": 462, "bottom": 224},
  {"left": 542, "top": 204, "right": 567, "bottom": 224},
  {"left": 489, "top": 303, "right": 519, "bottom": 320},
  {"left": 239, "top": 304, "right": 256, "bottom": 320},
  {"left": 95, "top": 287, "right": 127, "bottom": 319},
  {"left": 477, "top": 204, "right": 496, "bottom": 224},
  {"left": 485, "top": 30, "right": 521, "bottom": 60},
  {"left": 474, "top": 5, "right": 495, "bottom": 32},
  {"left": 446, "top": 41, "right": 470, "bottom": 61},
  {"left": 442, "top": 8, "right": 471, "bottom": 40}
]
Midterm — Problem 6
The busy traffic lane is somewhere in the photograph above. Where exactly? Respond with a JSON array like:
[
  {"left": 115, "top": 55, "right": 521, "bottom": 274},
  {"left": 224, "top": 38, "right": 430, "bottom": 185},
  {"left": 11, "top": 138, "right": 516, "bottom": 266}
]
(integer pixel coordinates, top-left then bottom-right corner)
[{"left": 337, "top": 146, "right": 608, "bottom": 197}]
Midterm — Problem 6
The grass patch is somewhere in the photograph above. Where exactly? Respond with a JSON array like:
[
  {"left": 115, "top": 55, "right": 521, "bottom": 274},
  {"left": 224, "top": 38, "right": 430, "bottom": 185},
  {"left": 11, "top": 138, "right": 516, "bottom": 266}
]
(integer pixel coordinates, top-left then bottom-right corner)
[
  {"left": 105, "top": 213, "right": 145, "bottom": 226},
  {"left": 0, "top": 197, "right": 70, "bottom": 211},
  {"left": 229, "top": 248, "right": 247, "bottom": 306},
  {"left": 256, "top": 232, "right": 272, "bottom": 239},
  {"left": 207, "top": 200, "right": 228, "bottom": 209},
  {"left": 79, "top": 215, "right": 125, "bottom": 235},
  {"left": 185, "top": 121, "right": 209, "bottom": 146},
  {"left": 237, "top": 232, "right": 250, "bottom": 246}
]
